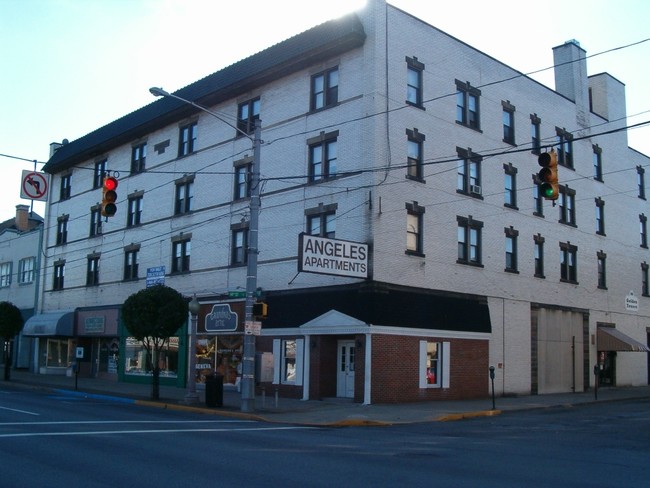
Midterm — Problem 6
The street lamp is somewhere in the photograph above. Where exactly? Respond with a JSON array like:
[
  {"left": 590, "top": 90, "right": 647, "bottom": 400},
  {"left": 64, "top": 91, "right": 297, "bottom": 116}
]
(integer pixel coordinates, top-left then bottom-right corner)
[
  {"left": 150, "top": 87, "right": 261, "bottom": 413},
  {"left": 184, "top": 295, "right": 201, "bottom": 405}
]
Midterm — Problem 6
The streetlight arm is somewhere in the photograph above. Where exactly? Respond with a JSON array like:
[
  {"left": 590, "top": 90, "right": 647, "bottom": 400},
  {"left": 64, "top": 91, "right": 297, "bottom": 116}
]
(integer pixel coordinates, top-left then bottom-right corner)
[{"left": 149, "top": 87, "right": 254, "bottom": 143}]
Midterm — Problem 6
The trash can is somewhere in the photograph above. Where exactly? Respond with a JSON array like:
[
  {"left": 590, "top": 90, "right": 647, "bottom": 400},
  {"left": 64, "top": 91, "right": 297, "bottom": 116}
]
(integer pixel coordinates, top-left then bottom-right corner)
[{"left": 205, "top": 374, "right": 223, "bottom": 407}]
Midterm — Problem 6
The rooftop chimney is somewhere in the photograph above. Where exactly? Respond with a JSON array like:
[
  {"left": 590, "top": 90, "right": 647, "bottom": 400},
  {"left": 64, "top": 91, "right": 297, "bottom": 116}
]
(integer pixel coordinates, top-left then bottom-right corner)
[{"left": 15, "top": 204, "right": 30, "bottom": 231}]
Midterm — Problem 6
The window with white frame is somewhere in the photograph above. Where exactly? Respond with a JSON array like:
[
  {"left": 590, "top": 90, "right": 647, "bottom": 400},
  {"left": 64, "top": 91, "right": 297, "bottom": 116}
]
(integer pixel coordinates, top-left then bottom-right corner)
[
  {"left": 18, "top": 257, "right": 35, "bottom": 284},
  {"left": 419, "top": 340, "right": 450, "bottom": 389},
  {"left": 273, "top": 338, "right": 304, "bottom": 385},
  {"left": 0, "top": 262, "right": 11, "bottom": 288}
]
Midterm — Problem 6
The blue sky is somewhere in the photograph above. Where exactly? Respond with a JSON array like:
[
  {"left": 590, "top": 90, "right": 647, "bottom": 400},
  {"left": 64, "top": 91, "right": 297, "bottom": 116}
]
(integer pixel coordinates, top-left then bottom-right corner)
[{"left": 1, "top": 0, "right": 648, "bottom": 222}]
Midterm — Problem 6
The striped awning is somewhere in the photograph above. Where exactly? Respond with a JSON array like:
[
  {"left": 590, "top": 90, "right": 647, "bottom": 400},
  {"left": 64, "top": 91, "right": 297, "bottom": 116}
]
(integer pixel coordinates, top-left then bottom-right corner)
[{"left": 597, "top": 327, "right": 650, "bottom": 352}]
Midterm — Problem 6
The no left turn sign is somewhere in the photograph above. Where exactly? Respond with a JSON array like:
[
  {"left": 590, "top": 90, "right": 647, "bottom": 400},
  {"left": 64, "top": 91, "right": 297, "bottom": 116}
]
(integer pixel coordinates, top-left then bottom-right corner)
[{"left": 20, "top": 170, "right": 49, "bottom": 201}]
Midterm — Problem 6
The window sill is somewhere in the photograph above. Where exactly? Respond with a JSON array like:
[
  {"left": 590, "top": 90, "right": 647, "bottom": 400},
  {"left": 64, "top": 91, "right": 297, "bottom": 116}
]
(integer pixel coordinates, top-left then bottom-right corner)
[{"left": 405, "top": 250, "right": 425, "bottom": 258}]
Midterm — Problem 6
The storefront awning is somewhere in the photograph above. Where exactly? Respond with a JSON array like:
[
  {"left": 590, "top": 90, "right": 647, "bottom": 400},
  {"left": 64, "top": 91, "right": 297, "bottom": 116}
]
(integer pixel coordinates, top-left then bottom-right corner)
[
  {"left": 597, "top": 327, "right": 650, "bottom": 352},
  {"left": 22, "top": 310, "right": 75, "bottom": 337}
]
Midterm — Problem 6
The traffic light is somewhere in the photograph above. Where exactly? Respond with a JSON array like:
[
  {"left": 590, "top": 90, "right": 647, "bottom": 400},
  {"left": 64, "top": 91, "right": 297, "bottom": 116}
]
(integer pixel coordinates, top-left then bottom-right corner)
[
  {"left": 252, "top": 302, "right": 268, "bottom": 319},
  {"left": 537, "top": 149, "right": 559, "bottom": 200},
  {"left": 101, "top": 176, "right": 118, "bottom": 217}
]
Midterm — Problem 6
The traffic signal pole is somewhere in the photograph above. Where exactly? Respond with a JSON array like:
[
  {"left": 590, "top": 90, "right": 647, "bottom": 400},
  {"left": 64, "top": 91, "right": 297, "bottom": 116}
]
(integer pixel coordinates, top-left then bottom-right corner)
[
  {"left": 149, "top": 87, "right": 261, "bottom": 413},
  {"left": 240, "top": 119, "right": 262, "bottom": 413}
]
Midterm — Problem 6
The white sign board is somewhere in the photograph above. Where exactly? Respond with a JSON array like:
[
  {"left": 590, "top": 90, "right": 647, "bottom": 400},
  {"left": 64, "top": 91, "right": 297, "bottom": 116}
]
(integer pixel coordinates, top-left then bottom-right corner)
[
  {"left": 298, "top": 233, "right": 369, "bottom": 279},
  {"left": 245, "top": 320, "right": 262, "bottom": 336},
  {"left": 625, "top": 292, "right": 639, "bottom": 312},
  {"left": 20, "top": 170, "right": 50, "bottom": 201}
]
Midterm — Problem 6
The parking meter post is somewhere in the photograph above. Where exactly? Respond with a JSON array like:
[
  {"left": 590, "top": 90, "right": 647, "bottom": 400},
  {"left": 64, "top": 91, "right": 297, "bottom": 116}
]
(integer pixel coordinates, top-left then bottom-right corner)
[{"left": 489, "top": 366, "right": 496, "bottom": 410}]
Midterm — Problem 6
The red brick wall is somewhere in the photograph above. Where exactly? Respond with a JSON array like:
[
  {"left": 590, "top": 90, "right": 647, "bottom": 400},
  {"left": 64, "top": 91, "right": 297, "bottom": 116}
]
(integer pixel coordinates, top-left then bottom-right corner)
[{"left": 369, "top": 335, "right": 488, "bottom": 403}]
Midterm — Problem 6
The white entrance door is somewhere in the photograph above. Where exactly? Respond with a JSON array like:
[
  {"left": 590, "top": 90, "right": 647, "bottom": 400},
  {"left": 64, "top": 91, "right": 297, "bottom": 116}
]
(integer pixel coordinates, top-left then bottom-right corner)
[{"left": 337, "top": 340, "right": 355, "bottom": 398}]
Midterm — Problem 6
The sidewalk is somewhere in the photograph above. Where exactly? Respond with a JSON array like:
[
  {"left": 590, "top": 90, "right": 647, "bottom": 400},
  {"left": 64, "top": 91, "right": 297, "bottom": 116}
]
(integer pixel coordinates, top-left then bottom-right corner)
[{"left": 4, "top": 368, "right": 650, "bottom": 426}]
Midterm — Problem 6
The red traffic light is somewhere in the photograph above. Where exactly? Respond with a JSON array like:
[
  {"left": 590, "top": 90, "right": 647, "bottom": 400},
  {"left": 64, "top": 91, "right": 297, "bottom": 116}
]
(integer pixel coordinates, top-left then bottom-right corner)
[
  {"left": 101, "top": 176, "right": 119, "bottom": 217},
  {"left": 103, "top": 176, "right": 118, "bottom": 191}
]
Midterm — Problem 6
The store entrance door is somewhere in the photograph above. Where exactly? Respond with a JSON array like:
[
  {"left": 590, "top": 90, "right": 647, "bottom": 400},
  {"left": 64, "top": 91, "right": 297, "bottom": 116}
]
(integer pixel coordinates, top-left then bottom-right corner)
[{"left": 336, "top": 340, "right": 355, "bottom": 398}]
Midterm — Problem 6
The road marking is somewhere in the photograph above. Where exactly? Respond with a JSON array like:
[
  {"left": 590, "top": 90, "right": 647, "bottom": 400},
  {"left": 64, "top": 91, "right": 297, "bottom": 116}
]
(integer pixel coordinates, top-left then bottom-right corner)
[
  {"left": 0, "top": 426, "right": 314, "bottom": 438},
  {"left": 0, "top": 406, "right": 40, "bottom": 416},
  {"left": 0, "top": 420, "right": 252, "bottom": 426}
]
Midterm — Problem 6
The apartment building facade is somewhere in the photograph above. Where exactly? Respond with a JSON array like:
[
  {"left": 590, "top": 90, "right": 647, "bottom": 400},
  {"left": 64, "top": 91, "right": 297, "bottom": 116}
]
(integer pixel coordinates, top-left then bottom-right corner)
[
  {"left": 28, "top": 0, "right": 649, "bottom": 402},
  {"left": 0, "top": 205, "right": 43, "bottom": 370}
]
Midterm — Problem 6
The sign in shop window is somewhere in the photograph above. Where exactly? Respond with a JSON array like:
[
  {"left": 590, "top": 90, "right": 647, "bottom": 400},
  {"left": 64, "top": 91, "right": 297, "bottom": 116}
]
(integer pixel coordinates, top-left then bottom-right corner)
[{"left": 124, "top": 336, "right": 179, "bottom": 377}]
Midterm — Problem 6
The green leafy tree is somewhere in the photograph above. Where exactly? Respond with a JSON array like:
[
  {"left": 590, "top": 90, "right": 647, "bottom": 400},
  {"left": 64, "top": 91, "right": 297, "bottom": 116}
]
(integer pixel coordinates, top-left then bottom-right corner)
[
  {"left": 122, "top": 285, "right": 188, "bottom": 400},
  {"left": 0, "top": 301, "right": 24, "bottom": 381}
]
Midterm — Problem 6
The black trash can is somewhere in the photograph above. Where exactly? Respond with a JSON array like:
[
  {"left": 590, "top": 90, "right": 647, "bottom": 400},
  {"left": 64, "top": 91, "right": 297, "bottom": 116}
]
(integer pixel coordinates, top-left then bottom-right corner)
[{"left": 205, "top": 374, "right": 223, "bottom": 407}]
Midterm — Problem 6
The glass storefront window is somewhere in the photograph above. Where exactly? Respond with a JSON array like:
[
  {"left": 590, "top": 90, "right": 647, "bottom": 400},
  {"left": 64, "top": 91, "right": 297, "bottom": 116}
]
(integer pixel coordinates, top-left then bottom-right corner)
[
  {"left": 44, "top": 339, "right": 71, "bottom": 368},
  {"left": 195, "top": 335, "right": 242, "bottom": 386},
  {"left": 124, "top": 337, "right": 179, "bottom": 378}
]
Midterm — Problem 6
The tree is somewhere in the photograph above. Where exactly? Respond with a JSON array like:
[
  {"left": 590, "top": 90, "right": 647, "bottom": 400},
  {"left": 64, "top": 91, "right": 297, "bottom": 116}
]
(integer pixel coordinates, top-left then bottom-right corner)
[
  {"left": 122, "top": 285, "right": 188, "bottom": 400},
  {"left": 0, "top": 301, "right": 24, "bottom": 381}
]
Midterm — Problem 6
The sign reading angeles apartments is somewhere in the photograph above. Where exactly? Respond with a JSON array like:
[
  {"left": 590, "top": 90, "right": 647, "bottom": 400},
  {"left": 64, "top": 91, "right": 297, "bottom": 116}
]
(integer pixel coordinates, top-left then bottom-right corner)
[{"left": 298, "top": 233, "right": 369, "bottom": 279}]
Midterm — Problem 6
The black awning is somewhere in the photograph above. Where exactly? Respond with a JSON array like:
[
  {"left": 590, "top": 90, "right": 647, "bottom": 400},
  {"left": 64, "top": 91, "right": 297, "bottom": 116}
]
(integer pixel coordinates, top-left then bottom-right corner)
[
  {"left": 597, "top": 327, "right": 649, "bottom": 352},
  {"left": 22, "top": 310, "right": 75, "bottom": 337},
  {"left": 263, "top": 283, "right": 491, "bottom": 333}
]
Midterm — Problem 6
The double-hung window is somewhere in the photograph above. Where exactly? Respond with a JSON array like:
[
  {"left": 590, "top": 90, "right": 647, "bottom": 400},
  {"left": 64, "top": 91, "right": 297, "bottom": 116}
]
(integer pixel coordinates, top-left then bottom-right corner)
[
  {"left": 502, "top": 100, "right": 515, "bottom": 145},
  {"left": 124, "top": 245, "right": 140, "bottom": 281},
  {"left": 505, "top": 227, "right": 519, "bottom": 273},
  {"left": 127, "top": 193, "right": 143, "bottom": 227},
  {"left": 406, "top": 56, "right": 424, "bottom": 107},
  {"left": 131, "top": 142, "right": 147, "bottom": 174},
  {"left": 455, "top": 80, "right": 481, "bottom": 130},
  {"left": 593, "top": 145, "right": 603, "bottom": 181},
  {"left": 637, "top": 166, "right": 646, "bottom": 199},
  {"left": 53, "top": 260, "right": 65, "bottom": 291},
  {"left": 560, "top": 242, "right": 578, "bottom": 283},
  {"left": 86, "top": 254, "right": 100, "bottom": 286},
  {"left": 457, "top": 216, "right": 483, "bottom": 266},
  {"left": 18, "top": 257, "right": 35, "bottom": 284},
  {"left": 642, "top": 262, "right": 650, "bottom": 296},
  {"left": 231, "top": 224, "right": 248, "bottom": 266},
  {"left": 56, "top": 215, "right": 68, "bottom": 245},
  {"left": 558, "top": 186, "right": 576, "bottom": 226},
  {"left": 311, "top": 67, "right": 338, "bottom": 111},
  {"left": 93, "top": 160, "right": 106, "bottom": 189},
  {"left": 530, "top": 114, "right": 541, "bottom": 154},
  {"left": 171, "top": 236, "right": 191, "bottom": 274},
  {"left": 534, "top": 234, "right": 545, "bottom": 278},
  {"left": 306, "top": 203, "right": 337, "bottom": 239},
  {"left": 174, "top": 176, "right": 194, "bottom": 215},
  {"left": 556, "top": 129, "right": 574, "bottom": 169},
  {"left": 640, "top": 214, "right": 648, "bottom": 248},
  {"left": 457, "top": 147, "right": 482, "bottom": 196},
  {"left": 60, "top": 174, "right": 71, "bottom": 201},
  {"left": 595, "top": 198, "right": 605, "bottom": 235},
  {"left": 597, "top": 251, "right": 607, "bottom": 289},
  {"left": 406, "top": 201, "right": 425, "bottom": 256},
  {"left": 178, "top": 122, "right": 197, "bottom": 157},
  {"left": 273, "top": 338, "right": 304, "bottom": 385},
  {"left": 233, "top": 158, "right": 252, "bottom": 200},
  {"left": 237, "top": 97, "right": 260, "bottom": 135},
  {"left": 308, "top": 131, "right": 338, "bottom": 182},
  {"left": 504, "top": 163, "right": 518, "bottom": 209},
  {"left": 89, "top": 206, "right": 102, "bottom": 237},
  {"left": 406, "top": 128, "right": 425, "bottom": 181},
  {"left": 419, "top": 341, "right": 450, "bottom": 389},
  {"left": 0, "top": 262, "right": 11, "bottom": 288}
]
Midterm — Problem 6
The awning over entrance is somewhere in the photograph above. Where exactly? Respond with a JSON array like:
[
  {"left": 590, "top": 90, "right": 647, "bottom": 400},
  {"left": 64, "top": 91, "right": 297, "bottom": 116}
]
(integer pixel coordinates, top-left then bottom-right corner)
[
  {"left": 597, "top": 327, "right": 650, "bottom": 352},
  {"left": 22, "top": 310, "right": 75, "bottom": 337}
]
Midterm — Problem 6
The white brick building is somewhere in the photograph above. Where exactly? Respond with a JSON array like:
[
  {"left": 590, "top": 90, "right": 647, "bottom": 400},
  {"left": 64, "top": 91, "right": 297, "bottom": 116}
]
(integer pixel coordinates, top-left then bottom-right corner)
[
  {"left": 27, "top": 0, "right": 649, "bottom": 402},
  {"left": 0, "top": 205, "right": 43, "bottom": 370}
]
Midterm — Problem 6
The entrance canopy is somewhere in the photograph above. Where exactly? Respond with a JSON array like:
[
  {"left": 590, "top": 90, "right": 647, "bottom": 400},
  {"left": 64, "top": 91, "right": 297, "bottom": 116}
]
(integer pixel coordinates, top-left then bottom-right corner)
[
  {"left": 23, "top": 310, "right": 75, "bottom": 337},
  {"left": 597, "top": 326, "right": 649, "bottom": 352}
]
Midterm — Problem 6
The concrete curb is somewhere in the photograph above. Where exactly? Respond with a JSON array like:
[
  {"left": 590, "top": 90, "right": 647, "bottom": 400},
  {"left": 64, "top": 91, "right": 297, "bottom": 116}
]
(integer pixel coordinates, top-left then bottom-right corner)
[{"left": 436, "top": 409, "right": 503, "bottom": 422}]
